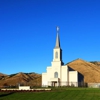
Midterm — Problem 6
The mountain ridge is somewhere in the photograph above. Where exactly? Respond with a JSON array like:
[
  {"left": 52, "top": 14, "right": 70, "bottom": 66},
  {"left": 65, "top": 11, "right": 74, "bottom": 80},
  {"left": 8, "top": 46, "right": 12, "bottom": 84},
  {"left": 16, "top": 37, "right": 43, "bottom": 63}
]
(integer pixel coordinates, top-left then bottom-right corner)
[
  {"left": 1, "top": 59, "right": 100, "bottom": 87},
  {"left": 0, "top": 72, "right": 41, "bottom": 87},
  {"left": 67, "top": 59, "right": 100, "bottom": 83}
]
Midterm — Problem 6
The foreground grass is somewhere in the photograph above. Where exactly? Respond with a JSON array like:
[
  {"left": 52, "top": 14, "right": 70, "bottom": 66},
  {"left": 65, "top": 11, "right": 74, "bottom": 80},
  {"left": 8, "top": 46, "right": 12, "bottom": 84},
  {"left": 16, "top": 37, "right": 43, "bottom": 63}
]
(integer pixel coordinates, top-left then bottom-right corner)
[{"left": 0, "top": 88, "right": 100, "bottom": 100}]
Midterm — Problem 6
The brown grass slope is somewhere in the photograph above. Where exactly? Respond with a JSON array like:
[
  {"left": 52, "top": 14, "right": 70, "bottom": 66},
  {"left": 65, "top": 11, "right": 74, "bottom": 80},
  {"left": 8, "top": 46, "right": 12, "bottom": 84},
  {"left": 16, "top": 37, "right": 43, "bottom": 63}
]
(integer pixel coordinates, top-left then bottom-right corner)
[
  {"left": 67, "top": 59, "right": 100, "bottom": 83},
  {"left": 0, "top": 73, "right": 8, "bottom": 80},
  {"left": 0, "top": 73, "right": 7, "bottom": 76},
  {"left": 0, "top": 72, "right": 41, "bottom": 87},
  {"left": 90, "top": 61, "right": 100, "bottom": 67}
]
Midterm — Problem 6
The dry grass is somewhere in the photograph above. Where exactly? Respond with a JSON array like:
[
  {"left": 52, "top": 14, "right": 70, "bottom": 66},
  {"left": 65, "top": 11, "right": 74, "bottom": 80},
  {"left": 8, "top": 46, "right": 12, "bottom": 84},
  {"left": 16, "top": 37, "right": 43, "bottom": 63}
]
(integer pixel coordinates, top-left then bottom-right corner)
[
  {"left": 67, "top": 59, "right": 100, "bottom": 83},
  {"left": 0, "top": 72, "right": 41, "bottom": 87}
]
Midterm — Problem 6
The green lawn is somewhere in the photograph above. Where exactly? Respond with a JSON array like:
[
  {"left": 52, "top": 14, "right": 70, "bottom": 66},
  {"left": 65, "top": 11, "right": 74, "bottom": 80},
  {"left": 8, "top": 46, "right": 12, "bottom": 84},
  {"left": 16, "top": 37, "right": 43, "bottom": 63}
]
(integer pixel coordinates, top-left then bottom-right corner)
[{"left": 0, "top": 88, "right": 100, "bottom": 100}]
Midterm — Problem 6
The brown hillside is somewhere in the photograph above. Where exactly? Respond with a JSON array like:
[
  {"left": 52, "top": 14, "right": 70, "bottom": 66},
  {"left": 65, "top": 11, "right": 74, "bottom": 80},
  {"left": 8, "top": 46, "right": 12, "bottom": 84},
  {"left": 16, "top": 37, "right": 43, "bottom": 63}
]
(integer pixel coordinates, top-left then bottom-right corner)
[
  {"left": 0, "top": 73, "right": 8, "bottom": 80},
  {"left": 90, "top": 61, "right": 100, "bottom": 67},
  {"left": 67, "top": 59, "right": 100, "bottom": 83},
  {"left": 0, "top": 73, "right": 7, "bottom": 77},
  {"left": 0, "top": 72, "right": 41, "bottom": 87}
]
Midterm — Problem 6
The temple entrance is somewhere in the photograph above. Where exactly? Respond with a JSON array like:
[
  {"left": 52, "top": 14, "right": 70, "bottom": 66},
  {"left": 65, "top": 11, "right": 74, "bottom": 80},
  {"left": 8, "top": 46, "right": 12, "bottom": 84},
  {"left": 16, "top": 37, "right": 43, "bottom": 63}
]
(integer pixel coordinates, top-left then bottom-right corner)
[{"left": 51, "top": 81, "right": 58, "bottom": 87}]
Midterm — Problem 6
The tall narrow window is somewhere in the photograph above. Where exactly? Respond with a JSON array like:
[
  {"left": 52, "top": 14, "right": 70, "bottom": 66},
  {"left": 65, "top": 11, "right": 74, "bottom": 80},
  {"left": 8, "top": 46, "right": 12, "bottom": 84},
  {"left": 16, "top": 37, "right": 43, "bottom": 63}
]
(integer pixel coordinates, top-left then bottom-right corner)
[
  {"left": 55, "top": 52, "right": 58, "bottom": 58},
  {"left": 54, "top": 72, "right": 58, "bottom": 78}
]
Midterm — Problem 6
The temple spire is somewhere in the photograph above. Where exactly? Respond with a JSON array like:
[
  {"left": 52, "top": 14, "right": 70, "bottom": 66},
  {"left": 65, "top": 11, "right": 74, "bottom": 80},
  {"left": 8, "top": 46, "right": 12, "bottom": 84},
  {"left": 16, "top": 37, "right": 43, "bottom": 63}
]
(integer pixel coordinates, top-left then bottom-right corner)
[{"left": 55, "top": 26, "right": 60, "bottom": 48}]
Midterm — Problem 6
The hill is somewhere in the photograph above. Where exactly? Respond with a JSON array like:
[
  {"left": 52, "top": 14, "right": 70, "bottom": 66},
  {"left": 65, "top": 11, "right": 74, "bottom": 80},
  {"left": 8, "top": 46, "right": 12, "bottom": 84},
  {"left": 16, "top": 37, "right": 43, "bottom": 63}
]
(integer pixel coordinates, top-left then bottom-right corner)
[
  {"left": 67, "top": 59, "right": 100, "bottom": 83},
  {"left": 0, "top": 73, "right": 8, "bottom": 80},
  {"left": 1, "top": 59, "right": 100, "bottom": 87},
  {"left": 0, "top": 72, "right": 41, "bottom": 87},
  {"left": 90, "top": 61, "right": 100, "bottom": 67}
]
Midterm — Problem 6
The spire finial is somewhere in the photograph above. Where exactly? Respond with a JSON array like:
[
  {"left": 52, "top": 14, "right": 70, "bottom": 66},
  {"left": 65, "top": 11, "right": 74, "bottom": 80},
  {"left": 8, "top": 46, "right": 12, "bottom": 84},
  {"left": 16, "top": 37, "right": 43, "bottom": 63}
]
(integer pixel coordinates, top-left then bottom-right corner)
[
  {"left": 55, "top": 26, "right": 60, "bottom": 48},
  {"left": 57, "top": 26, "right": 59, "bottom": 33}
]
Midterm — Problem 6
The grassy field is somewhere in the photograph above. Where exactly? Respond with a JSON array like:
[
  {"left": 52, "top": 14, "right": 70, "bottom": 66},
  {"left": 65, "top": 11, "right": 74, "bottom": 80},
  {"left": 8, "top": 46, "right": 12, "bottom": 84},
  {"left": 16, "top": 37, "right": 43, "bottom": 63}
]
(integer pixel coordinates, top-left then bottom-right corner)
[{"left": 0, "top": 87, "right": 100, "bottom": 100}]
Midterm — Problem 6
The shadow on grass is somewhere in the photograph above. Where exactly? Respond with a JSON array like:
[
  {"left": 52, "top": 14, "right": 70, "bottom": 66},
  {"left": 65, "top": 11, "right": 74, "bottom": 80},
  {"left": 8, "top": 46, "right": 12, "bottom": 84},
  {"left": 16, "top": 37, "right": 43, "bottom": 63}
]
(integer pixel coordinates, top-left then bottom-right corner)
[{"left": 0, "top": 92, "right": 15, "bottom": 97}]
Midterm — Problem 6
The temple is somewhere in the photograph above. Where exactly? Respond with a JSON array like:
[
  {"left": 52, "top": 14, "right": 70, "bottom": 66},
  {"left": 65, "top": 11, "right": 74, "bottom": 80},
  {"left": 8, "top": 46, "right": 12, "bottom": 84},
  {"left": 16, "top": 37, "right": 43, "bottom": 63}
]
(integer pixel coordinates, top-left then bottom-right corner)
[{"left": 42, "top": 27, "right": 83, "bottom": 87}]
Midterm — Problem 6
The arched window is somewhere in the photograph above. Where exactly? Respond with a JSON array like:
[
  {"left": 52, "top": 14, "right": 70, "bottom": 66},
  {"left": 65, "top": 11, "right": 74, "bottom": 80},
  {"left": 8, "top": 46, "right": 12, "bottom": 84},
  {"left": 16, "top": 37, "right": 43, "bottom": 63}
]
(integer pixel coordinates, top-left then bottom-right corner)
[
  {"left": 54, "top": 72, "right": 58, "bottom": 78},
  {"left": 55, "top": 52, "right": 58, "bottom": 58}
]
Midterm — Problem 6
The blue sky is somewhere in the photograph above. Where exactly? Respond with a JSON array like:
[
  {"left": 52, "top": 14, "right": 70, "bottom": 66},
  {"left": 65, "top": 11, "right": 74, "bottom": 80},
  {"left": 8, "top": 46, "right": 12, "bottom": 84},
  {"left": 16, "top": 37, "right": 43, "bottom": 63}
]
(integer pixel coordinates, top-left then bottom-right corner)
[{"left": 0, "top": 0, "right": 100, "bottom": 75}]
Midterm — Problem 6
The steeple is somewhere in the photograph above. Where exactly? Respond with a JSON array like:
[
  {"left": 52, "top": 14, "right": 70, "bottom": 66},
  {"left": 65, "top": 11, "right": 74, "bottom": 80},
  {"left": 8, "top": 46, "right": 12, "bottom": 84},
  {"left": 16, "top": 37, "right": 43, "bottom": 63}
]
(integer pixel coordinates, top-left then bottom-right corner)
[
  {"left": 55, "top": 26, "right": 60, "bottom": 48},
  {"left": 53, "top": 26, "right": 63, "bottom": 64}
]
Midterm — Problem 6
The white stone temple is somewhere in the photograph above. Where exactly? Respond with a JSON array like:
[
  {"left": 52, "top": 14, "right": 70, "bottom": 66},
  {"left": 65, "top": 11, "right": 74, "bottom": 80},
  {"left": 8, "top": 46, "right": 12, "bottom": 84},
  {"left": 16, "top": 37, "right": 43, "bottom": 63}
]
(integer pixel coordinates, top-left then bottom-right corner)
[{"left": 42, "top": 27, "right": 83, "bottom": 87}]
